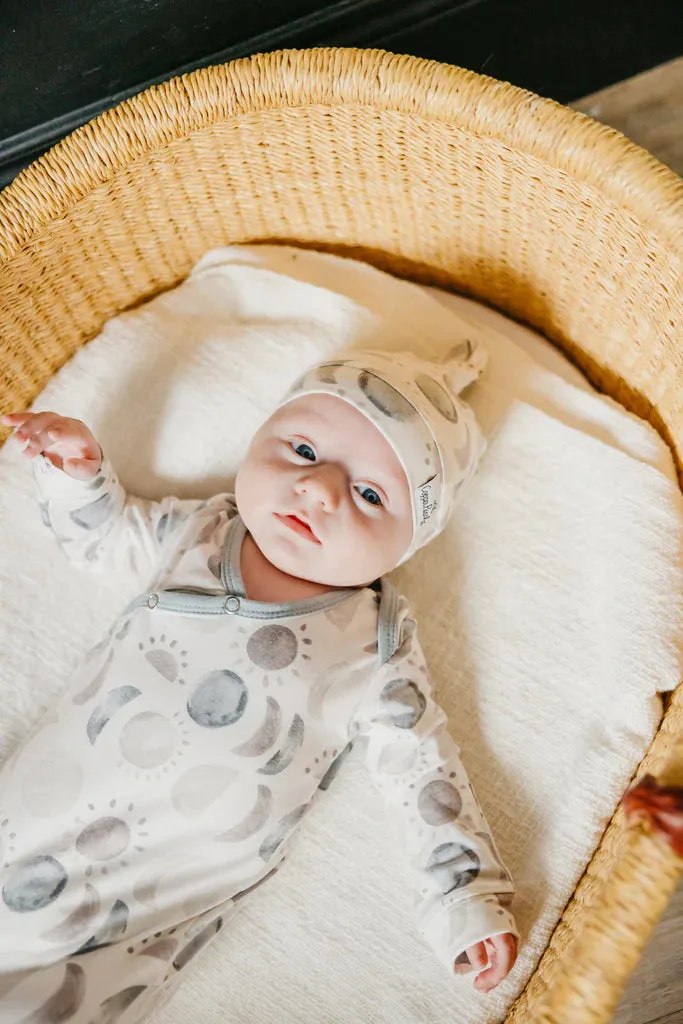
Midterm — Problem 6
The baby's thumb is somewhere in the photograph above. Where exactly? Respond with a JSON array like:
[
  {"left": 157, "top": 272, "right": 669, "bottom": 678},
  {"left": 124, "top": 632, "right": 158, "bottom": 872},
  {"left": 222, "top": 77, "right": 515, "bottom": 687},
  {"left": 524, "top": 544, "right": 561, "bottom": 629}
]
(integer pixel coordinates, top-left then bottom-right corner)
[{"left": 63, "top": 457, "right": 101, "bottom": 480}]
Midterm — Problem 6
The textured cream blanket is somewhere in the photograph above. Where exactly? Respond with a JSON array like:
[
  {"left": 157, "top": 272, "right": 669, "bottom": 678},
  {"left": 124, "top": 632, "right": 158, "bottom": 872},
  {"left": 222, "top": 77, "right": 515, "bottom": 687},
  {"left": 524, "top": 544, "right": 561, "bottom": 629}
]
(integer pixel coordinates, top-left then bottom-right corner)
[{"left": 1, "top": 246, "right": 682, "bottom": 1024}]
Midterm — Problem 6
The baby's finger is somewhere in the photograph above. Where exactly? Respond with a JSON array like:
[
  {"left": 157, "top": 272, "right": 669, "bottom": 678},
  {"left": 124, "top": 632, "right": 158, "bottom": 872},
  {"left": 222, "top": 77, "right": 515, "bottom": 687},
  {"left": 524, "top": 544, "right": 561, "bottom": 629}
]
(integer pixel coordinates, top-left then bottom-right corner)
[
  {"left": 20, "top": 429, "right": 57, "bottom": 457},
  {"left": 473, "top": 945, "right": 499, "bottom": 993},
  {"left": 11, "top": 412, "right": 60, "bottom": 443},
  {"left": 467, "top": 942, "right": 488, "bottom": 970},
  {"left": 473, "top": 934, "right": 517, "bottom": 993},
  {"left": 1, "top": 412, "right": 31, "bottom": 426}
]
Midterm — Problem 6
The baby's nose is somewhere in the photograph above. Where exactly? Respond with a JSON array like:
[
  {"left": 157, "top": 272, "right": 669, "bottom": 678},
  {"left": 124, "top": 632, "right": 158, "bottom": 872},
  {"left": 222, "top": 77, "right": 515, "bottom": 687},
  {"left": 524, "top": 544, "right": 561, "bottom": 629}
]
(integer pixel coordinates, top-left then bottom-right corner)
[{"left": 296, "top": 464, "right": 344, "bottom": 511}]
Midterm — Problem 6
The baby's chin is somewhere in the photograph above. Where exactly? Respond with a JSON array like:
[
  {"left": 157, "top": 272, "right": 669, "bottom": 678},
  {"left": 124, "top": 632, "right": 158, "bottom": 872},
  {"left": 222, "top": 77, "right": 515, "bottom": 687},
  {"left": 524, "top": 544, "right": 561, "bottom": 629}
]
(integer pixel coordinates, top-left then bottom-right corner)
[
  {"left": 244, "top": 510, "right": 403, "bottom": 587},
  {"left": 258, "top": 535, "right": 379, "bottom": 588},
  {"left": 267, "top": 546, "right": 362, "bottom": 588}
]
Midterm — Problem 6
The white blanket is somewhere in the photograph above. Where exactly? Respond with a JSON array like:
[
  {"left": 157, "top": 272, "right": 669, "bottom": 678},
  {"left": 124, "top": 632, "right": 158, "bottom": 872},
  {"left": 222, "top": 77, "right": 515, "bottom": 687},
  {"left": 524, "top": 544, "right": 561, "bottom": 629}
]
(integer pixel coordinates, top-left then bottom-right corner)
[{"left": 1, "top": 246, "right": 682, "bottom": 1024}]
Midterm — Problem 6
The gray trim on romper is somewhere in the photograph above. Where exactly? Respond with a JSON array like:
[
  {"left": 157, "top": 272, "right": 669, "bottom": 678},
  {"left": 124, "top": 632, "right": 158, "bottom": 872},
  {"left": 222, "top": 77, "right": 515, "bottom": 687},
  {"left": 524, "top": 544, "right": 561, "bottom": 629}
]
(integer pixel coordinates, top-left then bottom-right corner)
[{"left": 121, "top": 513, "right": 402, "bottom": 661}]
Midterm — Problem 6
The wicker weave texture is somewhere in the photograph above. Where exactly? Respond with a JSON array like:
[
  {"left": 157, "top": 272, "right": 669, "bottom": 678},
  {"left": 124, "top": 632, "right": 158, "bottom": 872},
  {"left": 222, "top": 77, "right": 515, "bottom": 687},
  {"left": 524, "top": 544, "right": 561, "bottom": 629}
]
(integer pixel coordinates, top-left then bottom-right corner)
[{"left": 1, "top": 47, "right": 682, "bottom": 1024}]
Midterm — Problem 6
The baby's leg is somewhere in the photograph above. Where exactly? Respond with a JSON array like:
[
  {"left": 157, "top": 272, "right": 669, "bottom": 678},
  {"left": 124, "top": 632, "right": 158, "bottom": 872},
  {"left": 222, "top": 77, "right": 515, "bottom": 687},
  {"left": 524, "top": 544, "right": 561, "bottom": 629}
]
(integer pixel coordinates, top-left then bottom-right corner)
[
  {"left": 0, "top": 617, "right": 235, "bottom": 969},
  {"left": 0, "top": 902, "right": 236, "bottom": 1024},
  {"left": 0, "top": 610, "right": 282, "bottom": 1019}
]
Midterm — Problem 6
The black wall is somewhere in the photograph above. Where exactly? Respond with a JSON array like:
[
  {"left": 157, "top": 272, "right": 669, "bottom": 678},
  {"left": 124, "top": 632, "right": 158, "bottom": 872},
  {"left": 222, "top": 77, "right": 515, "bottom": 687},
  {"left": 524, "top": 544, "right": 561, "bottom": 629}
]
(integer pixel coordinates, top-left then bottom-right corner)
[{"left": 1, "top": 0, "right": 683, "bottom": 189}]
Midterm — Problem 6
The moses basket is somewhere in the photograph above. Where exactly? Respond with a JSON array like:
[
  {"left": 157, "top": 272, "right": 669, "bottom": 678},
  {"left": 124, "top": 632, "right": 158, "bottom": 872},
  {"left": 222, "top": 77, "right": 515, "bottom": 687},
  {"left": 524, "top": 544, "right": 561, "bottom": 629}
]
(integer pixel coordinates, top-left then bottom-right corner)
[{"left": 1, "top": 47, "right": 682, "bottom": 1024}]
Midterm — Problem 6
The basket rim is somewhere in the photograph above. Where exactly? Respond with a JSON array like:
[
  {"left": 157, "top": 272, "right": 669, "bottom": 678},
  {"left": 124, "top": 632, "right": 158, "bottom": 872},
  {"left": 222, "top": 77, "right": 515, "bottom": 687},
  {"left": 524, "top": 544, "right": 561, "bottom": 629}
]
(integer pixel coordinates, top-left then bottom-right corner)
[{"left": 1, "top": 46, "right": 683, "bottom": 262}]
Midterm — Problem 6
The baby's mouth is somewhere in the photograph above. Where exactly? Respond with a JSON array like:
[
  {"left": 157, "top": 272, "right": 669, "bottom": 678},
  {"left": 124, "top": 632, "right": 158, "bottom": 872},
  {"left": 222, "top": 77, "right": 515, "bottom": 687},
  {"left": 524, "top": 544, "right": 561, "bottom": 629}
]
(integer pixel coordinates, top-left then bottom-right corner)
[{"left": 274, "top": 513, "right": 322, "bottom": 545}]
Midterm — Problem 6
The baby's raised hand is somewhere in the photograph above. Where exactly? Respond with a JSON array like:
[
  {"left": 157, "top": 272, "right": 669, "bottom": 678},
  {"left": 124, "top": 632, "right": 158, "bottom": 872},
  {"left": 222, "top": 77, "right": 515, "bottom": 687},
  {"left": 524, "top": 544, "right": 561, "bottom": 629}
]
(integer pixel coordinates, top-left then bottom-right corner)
[
  {"left": 1, "top": 411, "right": 102, "bottom": 480},
  {"left": 456, "top": 932, "right": 518, "bottom": 993}
]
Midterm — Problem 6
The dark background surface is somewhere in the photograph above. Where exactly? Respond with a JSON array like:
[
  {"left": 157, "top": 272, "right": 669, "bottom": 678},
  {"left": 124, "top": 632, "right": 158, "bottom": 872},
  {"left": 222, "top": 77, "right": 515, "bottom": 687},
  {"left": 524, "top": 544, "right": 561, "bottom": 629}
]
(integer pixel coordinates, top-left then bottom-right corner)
[{"left": 2, "top": 0, "right": 683, "bottom": 188}]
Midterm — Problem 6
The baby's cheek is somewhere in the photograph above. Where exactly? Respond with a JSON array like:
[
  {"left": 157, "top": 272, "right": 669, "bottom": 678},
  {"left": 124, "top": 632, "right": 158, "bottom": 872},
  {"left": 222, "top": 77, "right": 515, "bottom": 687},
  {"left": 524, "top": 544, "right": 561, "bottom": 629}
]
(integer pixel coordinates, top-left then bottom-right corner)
[
  {"left": 351, "top": 516, "right": 402, "bottom": 576},
  {"left": 236, "top": 459, "right": 278, "bottom": 518}
]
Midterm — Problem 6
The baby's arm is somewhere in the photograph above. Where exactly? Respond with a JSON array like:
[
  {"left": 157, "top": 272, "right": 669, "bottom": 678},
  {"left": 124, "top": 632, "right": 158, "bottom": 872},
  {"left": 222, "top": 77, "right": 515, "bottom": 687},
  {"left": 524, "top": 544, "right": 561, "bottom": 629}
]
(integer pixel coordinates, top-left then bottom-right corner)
[
  {"left": 3, "top": 411, "right": 219, "bottom": 577},
  {"left": 350, "top": 594, "right": 518, "bottom": 989}
]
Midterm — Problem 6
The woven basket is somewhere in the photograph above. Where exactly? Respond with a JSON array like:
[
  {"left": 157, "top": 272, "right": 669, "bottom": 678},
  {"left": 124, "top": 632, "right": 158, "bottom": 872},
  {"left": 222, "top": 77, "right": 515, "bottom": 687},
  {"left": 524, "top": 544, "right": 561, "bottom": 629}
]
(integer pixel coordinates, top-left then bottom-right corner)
[{"left": 1, "top": 47, "right": 682, "bottom": 1024}]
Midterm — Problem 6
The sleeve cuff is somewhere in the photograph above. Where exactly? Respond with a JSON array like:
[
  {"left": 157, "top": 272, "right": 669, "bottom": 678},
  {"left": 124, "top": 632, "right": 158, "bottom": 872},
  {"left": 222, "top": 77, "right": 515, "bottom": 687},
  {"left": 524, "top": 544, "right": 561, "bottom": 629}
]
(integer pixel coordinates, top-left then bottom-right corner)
[
  {"left": 33, "top": 452, "right": 107, "bottom": 498},
  {"left": 419, "top": 895, "right": 519, "bottom": 976}
]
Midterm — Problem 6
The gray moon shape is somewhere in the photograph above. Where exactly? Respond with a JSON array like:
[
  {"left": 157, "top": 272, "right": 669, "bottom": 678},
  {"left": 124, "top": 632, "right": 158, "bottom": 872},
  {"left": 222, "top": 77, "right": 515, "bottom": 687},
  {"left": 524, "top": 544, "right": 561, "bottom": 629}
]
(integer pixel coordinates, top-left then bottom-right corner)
[
  {"left": 119, "top": 711, "right": 178, "bottom": 769},
  {"left": 38, "top": 501, "right": 51, "bottom": 529},
  {"left": 246, "top": 625, "right": 298, "bottom": 671},
  {"left": 194, "top": 513, "right": 223, "bottom": 547},
  {"left": 446, "top": 339, "right": 474, "bottom": 364},
  {"left": 318, "top": 745, "right": 352, "bottom": 792},
  {"left": 156, "top": 509, "right": 187, "bottom": 544},
  {"left": 171, "top": 764, "right": 238, "bottom": 819},
  {"left": 144, "top": 648, "right": 179, "bottom": 682},
  {"left": 474, "top": 830, "right": 505, "bottom": 869},
  {"left": 85, "top": 633, "right": 111, "bottom": 661},
  {"left": 358, "top": 371, "right": 416, "bottom": 421},
  {"left": 232, "top": 697, "right": 282, "bottom": 756},
  {"left": 114, "top": 617, "right": 132, "bottom": 641},
  {"left": 132, "top": 857, "right": 196, "bottom": 912},
  {"left": 306, "top": 663, "right": 364, "bottom": 721},
  {"left": 69, "top": 493, "right": 113, "bottom": 531},
  {"left": 315, "top": 364, "right": 342, "bottom": 385},
  {"left": 75, "top": 816, "right": 131, "bottom": 861},
  {"left": 187, "top": 670, "right": 248, "bottom": 728},
  {"left": 140, "top": 937, "right": 179, "bottom": 960},
  {"left": 20, "top": 962, "right": 85, "bottom": 1024},
  {"left": 258, "top": 804, "right": 308, "bottom": 861},
  {"left": 76, "top": 899, "right": 129, "bottom": 952},
  {"left": 88, "top": 986, "right": 146, "bottom": 1024},
  {"left": 232, "top": 866, "right": 278, "bottom": 903},
  {"left": 376, "top": 741, "right": 418, "bottom": 775},
  {"left": 40, "top": 883, "right": 101, "bottom": 944},
  {"left": 306, "top": 672, "right": 337, "bottom": 722},
  {"left": 133, "top": 870, "right": 161, "bottom": 910},
  {"left": 2, "top": 855, "right": 68, "bottom": 913},
  {"left": 214, "top": 785, "right": 273, "bottom": 842},
  {"left": 418, "top": 780, "right": 463, "bottom": 825},
  {"left": 73, "top": 648, "right": 114, "bottom": 705},
  {"left": 324, "top": 599, "right": 360, "bottom": 632},
  {"left": 257, "top": 714, "right": 304, "bottom": 775},
  {"left": 378, "top": 679, "right": 427, "bottom": 729},
  {"left": 173, "top": 916, "right": 223, "bottom": 972},
  {"left": 87, "top": 686, "right": 141, "bottom": 745},
  {"left": 426, "top": 843, "right": 481, "bottom": 895},
  {"left": 207, "top": 552, "right": 222, "bottom": 581},
  {"left": 416, "top": 374, "right": 459, "bottom": 422}
]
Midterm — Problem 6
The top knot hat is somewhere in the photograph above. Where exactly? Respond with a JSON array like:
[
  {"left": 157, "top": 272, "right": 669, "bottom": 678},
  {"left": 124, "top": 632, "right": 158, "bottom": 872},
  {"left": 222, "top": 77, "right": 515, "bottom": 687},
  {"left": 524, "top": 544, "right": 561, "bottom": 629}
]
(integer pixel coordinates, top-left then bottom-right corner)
[{"left": 277, "top": 338, "right": 489, "bottom": 564}]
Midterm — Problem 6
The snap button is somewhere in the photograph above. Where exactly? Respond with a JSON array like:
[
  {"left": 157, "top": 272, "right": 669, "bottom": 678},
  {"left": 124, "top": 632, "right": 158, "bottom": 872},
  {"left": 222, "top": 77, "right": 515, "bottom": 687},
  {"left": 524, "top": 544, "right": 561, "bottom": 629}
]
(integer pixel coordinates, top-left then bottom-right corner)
[
  {"left": 147, "top": 593, "right": 159, "bottom": 609},
  {"left": 224, "top": 596, "right": 240, "bottom": 614}
]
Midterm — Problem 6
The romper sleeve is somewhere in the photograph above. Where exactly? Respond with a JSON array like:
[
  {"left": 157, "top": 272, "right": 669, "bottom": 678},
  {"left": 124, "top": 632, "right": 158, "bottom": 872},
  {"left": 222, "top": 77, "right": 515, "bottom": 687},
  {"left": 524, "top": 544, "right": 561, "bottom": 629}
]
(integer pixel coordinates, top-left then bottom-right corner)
[
  {"left": 349, "top": 593, "right": 518, "bottom": 975},
  {"left": 32, "top": 450, "right": 233, "bottom": 577}
]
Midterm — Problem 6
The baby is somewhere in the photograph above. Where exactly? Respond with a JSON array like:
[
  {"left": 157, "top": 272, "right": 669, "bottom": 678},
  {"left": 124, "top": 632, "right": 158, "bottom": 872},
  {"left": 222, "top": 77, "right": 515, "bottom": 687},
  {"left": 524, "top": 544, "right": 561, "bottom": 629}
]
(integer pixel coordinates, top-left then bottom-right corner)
[{"left": 0, "top": 343, "right": 518, "bottom": 1023}]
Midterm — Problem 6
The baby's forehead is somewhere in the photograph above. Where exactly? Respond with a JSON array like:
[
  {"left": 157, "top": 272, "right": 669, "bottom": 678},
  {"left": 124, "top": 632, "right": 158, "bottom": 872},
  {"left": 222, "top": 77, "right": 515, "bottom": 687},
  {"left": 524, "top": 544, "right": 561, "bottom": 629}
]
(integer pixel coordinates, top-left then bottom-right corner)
[
  {"left": 270, "top": 392, "right": 370, "bottom": 431},
  {"left": 268, "top": 393, "right": 408, "bottom": 479}
]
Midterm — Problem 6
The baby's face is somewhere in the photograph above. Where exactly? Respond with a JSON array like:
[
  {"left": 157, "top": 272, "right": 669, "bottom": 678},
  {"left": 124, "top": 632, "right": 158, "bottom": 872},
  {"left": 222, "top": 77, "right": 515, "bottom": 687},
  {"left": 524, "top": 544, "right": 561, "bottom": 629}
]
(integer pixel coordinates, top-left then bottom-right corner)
[{"left": 235, "top": 393, "right": 413, "bottom": 587}]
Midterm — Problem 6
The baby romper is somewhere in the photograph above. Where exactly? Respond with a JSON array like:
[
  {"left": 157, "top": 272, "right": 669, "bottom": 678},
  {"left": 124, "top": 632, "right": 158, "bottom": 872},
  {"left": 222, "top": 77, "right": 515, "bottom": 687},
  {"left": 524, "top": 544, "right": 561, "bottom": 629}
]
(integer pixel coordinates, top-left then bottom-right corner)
[{"left": 0, "top": 453, "right": 517, "bottom": 1023}]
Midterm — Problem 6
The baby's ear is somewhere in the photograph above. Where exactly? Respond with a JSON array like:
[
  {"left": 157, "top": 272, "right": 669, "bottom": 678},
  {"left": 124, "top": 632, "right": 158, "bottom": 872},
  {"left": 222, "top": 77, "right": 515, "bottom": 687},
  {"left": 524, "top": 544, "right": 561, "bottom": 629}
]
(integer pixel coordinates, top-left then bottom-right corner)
[{"left": 441, "top": 337, "right": 489, "bottom": 394}]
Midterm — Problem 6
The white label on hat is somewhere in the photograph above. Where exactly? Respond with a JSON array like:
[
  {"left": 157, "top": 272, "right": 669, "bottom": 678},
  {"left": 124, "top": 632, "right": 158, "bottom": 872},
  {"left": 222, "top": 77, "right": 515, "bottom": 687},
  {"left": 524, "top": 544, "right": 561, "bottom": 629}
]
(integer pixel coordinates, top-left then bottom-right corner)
[{"left": 416, "top": 476, "right": 439, "bottom": 527}]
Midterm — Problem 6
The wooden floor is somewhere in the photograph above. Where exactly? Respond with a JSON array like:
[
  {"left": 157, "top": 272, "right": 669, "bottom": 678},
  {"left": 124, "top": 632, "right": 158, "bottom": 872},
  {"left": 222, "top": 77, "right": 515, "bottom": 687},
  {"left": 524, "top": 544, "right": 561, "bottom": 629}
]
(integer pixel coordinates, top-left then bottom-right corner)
[
  {"left": 572, "top": 57, "right": 683, "bottom": 177},
  {"left": 570, "top": 58, "right": 683, "bottom": 1024}
]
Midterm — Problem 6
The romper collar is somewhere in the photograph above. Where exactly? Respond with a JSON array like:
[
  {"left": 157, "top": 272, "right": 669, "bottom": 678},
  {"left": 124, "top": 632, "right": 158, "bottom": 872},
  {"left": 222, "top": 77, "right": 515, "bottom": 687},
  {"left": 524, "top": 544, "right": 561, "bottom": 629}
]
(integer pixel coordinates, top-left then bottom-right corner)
[{"left": 217, "top": 513, "right": 363, "bottom": 620}]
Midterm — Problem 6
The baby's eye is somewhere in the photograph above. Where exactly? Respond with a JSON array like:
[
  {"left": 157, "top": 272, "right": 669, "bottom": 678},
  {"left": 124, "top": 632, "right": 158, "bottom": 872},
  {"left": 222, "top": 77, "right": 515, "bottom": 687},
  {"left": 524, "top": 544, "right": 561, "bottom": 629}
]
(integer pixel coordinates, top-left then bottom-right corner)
[
  {"left": 291, "top": 442, "right": 316, "bottom": 462},
  {"left": 357, "top": 486, "right": 383, "bottom": 507}
]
